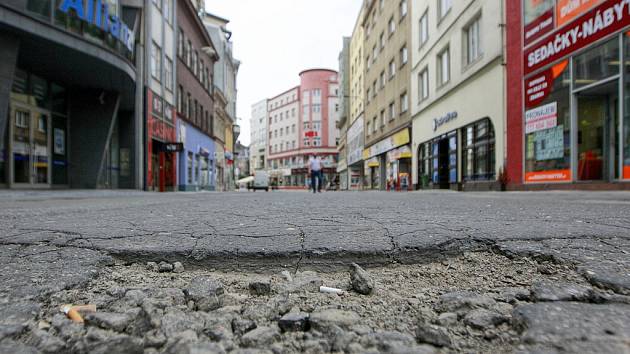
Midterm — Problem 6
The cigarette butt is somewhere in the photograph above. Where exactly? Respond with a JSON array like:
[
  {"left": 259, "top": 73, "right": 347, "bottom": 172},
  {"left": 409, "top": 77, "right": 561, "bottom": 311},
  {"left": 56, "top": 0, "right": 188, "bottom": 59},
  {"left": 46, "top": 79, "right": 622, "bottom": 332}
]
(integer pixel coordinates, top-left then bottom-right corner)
[
  {"left": 61, "top": 305, "right": 84, "bottom": 323},
  {"left": 320, "top": 286, "right": 344, "bottom": 295},
  {"left": 60, "top": 304, "right": 96, "bottom": 324}
]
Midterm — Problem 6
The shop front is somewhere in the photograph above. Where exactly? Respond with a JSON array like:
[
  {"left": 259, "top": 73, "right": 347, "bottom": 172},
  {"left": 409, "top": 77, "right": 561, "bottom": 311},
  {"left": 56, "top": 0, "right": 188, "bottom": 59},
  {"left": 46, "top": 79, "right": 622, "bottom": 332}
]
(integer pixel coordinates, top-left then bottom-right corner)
[
  {"left": 515, "top": 0, "right": 630, "bottom": 187},
  {"left": 412, "top": 52, "right": 505, "bottom": 191},
  {"left": 1, "top": 0, "right": 139, "bottom": 189},
  {"left": 177, "top": 120, "right": 215, "bottom": 191},
  {"left": 146, "top": 90, "right": 177, "bottom": 192},
  {"left": 347, "top": 115, "right": 364, "bottom": 191},
  {"left": 363, "top": 128, "right": 412, "bottom": 191}
]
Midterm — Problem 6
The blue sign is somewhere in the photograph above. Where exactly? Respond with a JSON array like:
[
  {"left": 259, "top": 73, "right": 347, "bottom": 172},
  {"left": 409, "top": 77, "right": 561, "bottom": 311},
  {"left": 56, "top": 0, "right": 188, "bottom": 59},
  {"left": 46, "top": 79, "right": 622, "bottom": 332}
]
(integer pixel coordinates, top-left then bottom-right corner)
[{"left": 59, "top": 0, "right": 135, "bottom": 52}]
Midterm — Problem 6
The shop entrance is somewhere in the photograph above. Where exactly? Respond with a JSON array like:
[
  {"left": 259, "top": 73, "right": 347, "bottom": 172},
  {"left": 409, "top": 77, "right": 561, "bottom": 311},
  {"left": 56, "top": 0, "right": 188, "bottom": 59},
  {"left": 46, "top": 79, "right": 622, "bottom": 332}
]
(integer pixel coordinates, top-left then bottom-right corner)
[
  {"left": 433, "top": 133, "right": 457, "bottom": 189},
  {"left": 9, "top": 103, "right": 51, "bottom": 187},
  {"left": 576, "top": 81, "right": 619, "bottom": 181}
]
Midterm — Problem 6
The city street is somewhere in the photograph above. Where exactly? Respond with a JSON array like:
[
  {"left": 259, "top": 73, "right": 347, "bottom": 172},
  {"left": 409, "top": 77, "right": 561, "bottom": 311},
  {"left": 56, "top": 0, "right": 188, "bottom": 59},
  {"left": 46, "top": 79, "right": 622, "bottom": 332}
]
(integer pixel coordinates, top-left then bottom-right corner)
[{"left": 1, "top": 190, "right": 629, "bottom": 353}]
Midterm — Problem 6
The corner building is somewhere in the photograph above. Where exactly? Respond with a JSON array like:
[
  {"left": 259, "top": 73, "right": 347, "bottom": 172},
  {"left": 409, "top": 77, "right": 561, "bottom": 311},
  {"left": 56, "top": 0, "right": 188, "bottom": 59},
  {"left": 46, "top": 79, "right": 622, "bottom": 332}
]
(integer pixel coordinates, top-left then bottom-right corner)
[
  {"left": 266, "top": 69, "right": 340, "bottom": 189},
  {"left": 411, "top": 0, "right": 506, "bottom": 191},
  {"left": 507, "top": 0, "right": 630, "bottom": 189},
  {"left": 0, "top": 0, "right": 142, "bottom": 189}
]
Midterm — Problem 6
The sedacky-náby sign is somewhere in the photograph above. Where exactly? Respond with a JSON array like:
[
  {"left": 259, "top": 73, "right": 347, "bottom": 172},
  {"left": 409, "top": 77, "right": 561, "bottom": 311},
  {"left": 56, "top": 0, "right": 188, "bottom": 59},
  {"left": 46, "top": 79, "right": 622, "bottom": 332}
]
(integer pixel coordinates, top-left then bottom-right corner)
[
  {"left": 59, "top": 0, "right": 135, "bottom": 52},
  {"left": 524, "top": 0, "right": 630, "bottom": 75}
]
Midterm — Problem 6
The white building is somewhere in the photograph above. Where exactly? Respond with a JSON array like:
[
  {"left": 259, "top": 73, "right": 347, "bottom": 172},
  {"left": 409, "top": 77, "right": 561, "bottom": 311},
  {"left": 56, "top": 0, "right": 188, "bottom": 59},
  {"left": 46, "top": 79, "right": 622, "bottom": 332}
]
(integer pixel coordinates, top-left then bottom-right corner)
[
  {"left": 250, "top": 99, "right": 268, "bottom": 171},
  {"left": 410, "top": 0, "right": 506, "bottom": 191}
]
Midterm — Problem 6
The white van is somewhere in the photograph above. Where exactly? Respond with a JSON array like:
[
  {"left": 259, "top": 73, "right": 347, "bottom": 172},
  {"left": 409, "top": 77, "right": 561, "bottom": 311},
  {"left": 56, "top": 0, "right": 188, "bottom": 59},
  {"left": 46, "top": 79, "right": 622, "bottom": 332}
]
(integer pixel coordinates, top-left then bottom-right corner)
[{"left": 250, "top": 170, "right": 270, "bottom": 192}]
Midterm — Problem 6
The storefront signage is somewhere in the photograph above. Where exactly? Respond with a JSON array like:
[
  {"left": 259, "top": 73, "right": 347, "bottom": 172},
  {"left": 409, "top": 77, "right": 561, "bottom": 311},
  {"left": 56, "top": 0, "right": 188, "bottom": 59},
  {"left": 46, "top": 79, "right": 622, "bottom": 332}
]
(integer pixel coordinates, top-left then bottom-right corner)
[
  {"left": 363, "top": 129, "right": 410, "bottom": 159},
  {"left": 58, "top": 0, "right": 135, "bottom": 52},
  {"left": 150, "top": 119, "right": 176, "bottom": 142},
  {"left": 524, "top": 0, "right": 630, "bottom": 75},
  {"left": 347, "top": 116, "right": 364, "bottom": 165},
  {"left": 534, "top": 125, "right": 564, "bottom": 160},
  {"left": 525, "top": 169, "right": 572, "bottom": 182},
  {"left": 54, "top": 128, "right": 65, "bottom": 155},
  {"left": 624, "top": 165, "right": 630, "bottom": 179},
  {"left": 526, "top": 102, "right": 558, "bottom": 133},
  {"left": 557, "top": 0, "right": 604, "bottom": 27},
  {"left": 152, "top": 95, "right": 163, "bottom": 116},
  {"left": 162, "top": 143, "right": 183, "bottom": 152},
  {"left": 432, "top": 112, "right": 458, "bottom": 132},
  {"left": 304, "top": 131, "right": 318, "bottom": 137},
  {"left": 525, "top": 9, "right": 555, "bottom": 46}
]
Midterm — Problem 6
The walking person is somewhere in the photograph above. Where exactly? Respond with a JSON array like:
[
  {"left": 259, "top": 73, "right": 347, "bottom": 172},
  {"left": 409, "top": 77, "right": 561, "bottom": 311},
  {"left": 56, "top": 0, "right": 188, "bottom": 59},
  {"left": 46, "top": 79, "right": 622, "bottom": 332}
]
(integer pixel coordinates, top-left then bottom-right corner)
[{"left": 307, "top": 155, "right": 323, "bottom": 193}]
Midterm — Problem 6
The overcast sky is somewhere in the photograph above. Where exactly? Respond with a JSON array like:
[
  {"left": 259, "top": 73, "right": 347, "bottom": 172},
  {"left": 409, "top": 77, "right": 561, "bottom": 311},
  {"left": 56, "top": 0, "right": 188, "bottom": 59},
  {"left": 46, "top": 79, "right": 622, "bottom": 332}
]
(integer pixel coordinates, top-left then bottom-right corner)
[{"left": 205, "top": 0, "right": 363, "bottom": 146}]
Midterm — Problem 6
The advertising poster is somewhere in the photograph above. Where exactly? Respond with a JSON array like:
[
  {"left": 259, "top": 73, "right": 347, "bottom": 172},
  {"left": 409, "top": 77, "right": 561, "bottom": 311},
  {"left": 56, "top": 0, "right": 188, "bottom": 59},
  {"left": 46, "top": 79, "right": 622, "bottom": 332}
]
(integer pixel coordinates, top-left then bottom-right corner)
[
  {"left": 556, "top": 0, "right": 604, "bottom": 27},
  {"left": 524, "top": 0, "right": 556, "bottom": 46},
  {"left": 54, "top": 128, "right": 65, "bottom": 155},
  {"left": 525, "top": 60, "right": 568, "bottom": 108},
  {"left": 534, "top": 125, "right": 565, "bottom": 161},
  {"left": 526, "top": 102, "right": 558, "bottom": 133}
]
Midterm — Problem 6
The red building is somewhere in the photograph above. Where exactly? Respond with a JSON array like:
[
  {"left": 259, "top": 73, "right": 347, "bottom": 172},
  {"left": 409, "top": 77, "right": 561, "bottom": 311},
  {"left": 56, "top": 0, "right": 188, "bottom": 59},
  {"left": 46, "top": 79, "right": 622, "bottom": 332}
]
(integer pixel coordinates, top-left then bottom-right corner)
[
  {"left": 507, "top": 0, "right": 630, "bottom": 190},
  {"left": 266, "top": 69, "right": 340, "bottom": 189}
]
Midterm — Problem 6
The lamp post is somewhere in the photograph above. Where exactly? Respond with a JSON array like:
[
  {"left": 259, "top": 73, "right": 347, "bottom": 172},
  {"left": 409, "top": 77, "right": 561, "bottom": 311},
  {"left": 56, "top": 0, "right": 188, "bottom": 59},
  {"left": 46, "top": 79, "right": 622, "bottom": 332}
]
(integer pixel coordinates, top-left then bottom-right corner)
[{"left": 232, "top": 124, "right": 240, "bottom": 189}]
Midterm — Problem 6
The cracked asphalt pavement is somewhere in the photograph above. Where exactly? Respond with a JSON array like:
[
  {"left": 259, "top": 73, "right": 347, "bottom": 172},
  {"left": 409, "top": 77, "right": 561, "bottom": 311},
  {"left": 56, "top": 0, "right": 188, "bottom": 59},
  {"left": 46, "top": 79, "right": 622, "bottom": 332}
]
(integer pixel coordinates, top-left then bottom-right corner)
[{"left": 1, "top": 190, "right": 629, "bottom": 353}]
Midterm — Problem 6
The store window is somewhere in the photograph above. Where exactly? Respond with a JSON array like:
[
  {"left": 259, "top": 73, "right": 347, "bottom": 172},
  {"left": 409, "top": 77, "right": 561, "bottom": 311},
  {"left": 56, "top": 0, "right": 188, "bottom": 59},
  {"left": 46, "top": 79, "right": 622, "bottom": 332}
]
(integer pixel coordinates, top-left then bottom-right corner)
[
  {"left": 187, "top": 152, "right": 193, "bottom": 184},
  {"left": 524, "top": 61, "right": 571, "bottom": 181},
  {"left": 195, "top": 155, "right": 200, "bottom": 183},
  {"left": 624, "top": 33, "right": 630, "bottom": 179},
  {"left": 574, "top": 38, "right": 619, "bottom": 89},
  {"left": 523, "top": 0, "right": 554, "bottom": 27},
  {"left": 462, "top": 118, "right": 495, "bottom": 181}
]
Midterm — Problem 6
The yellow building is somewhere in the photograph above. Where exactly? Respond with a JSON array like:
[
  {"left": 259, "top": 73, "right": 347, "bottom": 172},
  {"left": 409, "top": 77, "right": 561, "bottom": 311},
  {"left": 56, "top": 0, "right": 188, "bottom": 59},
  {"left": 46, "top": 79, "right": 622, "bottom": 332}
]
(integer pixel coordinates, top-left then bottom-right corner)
[{"left": 347, "top": 3, "right": 366, "bottom": 190}]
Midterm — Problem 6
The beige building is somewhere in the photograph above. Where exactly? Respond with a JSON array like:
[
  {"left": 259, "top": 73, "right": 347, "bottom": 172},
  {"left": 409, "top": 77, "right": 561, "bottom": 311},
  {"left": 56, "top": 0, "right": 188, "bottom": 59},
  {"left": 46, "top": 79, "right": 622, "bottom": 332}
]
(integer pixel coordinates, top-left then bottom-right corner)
[
  {"left": 410, "top": 0, "right": 506, "bottom": 191},
  {"left": 346, "top": 4, "right": 367, "bottom": 190},
  {"left": 362, "top": 0, "right": 412, "bottom": 191}
]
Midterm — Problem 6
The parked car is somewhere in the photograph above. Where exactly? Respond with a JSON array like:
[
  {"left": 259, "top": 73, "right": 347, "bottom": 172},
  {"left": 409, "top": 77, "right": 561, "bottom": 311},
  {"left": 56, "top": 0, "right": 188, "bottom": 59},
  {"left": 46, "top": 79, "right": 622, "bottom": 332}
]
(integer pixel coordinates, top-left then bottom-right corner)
[{"left": 250, "top": 171, "right": 269, "bottom": 192}]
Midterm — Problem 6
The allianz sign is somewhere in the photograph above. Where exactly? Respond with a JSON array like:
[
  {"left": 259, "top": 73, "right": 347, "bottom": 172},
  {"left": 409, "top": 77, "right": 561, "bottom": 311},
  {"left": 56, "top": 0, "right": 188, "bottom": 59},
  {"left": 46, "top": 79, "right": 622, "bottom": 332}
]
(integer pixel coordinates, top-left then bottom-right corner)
[{"left": 59, "top": 0, "right": 135, "bottom": 52}]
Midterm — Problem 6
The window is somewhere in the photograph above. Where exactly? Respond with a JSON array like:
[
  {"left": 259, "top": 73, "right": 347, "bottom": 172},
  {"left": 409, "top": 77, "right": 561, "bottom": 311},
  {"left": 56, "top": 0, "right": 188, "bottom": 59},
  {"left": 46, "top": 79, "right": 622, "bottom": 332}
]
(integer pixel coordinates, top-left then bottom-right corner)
[
  {"left": 389, "top": 60, "right": 396, "bottom": 79},
  {"left": 389, "top": 17, "right": 395, "bottom": 35},
  {"left": 438, "top": 0, "right": 452, "bottom": 20},
  {"left": 192, "top": 50, "right": 198, "bottom": 76},
  {"left": 164, "top": 0, "right": 171, "bottom": 24},
  {"left": 187, "top": 93, "right": 192, "bottom": 118},
  {"left": 462, "top": 119, "right": 496, "bottom": 181},
  {"left": 177, "top": 85, "right": 183, "bottom": 112},
  {"left": 367, "top": 121, "right": 371, "bottom": 136},
  {"left": 400, "top": 92, "right": 408, "bottom": 113},
  {"left": 312, "top": 104, "right": 321, "bottom": 113},
  {"left": 187, "top": 152, "right": 193, "bottom": 184},
  {"left": 313, "top": 89, "right": 321, "bottom": 96},
  {"left": 186, "top": 40, "right": 192, "bottom": 67},
  {"left": 292, "top": 124, "right": 296, "bottom": 133},
  {"left": 399, "top": 0, "right": 408, "bottom": 19},
  {"left": 366, "top": 88, "right": 371, "bottom": 103},
  {"left": 152, "top": 0, "right": 161, "bottom": 10},
  {"left": 465, "top": 17, "right": 481, "bottom": 65},
  {"left": 379, "top": 32, "right": 385, "bottom": 50},
  {"left": 419, "top": 68, "right": 429, "bottom": 101},
  {"left": 372, "top": 45, "right": 378, "bottom": 63},
  {"left": 164, "top": 56, "right": 173, "bottom": 91},
  {"left": 389, "top": 102, "right": 396, "bottom": 121},
  {"left": 195, "top": 154, "right": 200, "bottom": 182},
  {"left": 292, "top": 108, "right": 296, "bottom": 117},
  {"left": 419, "top": 11, "right": 429, "bottom": 48},
  {"left": 280, "top": 128, "right": 283, "bottom": 137},
  {"left": 372, "top": 116, "right": 377, "bottom": 133},
  {"left": 438, "top": 47, "right": 450, "bottom": 86},
  {"left": 366, "top": 55, "right": 371, "bottom": 70},
  {"left": 372, "top": 81, "right": 377, "bottom": 97},
  {"left": 400, "top": 45, "right": 408, "bottom": 66},
  {"left": 380, "top": 110, "right": 385, "bottom": 128},
  {"left": 379, "top": 0, "right": 384, "bottom": 10},
  {"left": 151, "top": 41, "right": 161, "bottom": 81},
  {"left": 178, "top": 29, "right": 184, "bottom": 58},
  {"left": 380, "top": 72, "right": 385, "bottom": 88}
]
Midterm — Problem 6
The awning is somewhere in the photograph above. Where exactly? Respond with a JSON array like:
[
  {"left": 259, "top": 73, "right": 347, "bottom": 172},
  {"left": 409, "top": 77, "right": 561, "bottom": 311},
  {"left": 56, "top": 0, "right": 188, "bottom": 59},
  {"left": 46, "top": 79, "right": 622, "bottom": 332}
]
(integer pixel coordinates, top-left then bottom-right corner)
[{"left": 237, "top": 176, "right": 254, "bottom": 184}]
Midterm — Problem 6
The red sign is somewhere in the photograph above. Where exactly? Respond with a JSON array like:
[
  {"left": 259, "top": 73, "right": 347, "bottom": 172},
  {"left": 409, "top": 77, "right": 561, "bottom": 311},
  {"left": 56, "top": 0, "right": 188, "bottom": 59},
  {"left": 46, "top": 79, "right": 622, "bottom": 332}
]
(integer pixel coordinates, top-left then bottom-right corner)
[
  {"left": 526, "top": 169, "right": 572, "bottom": 183},
  {"left": 525, "top": 9, "right": 555, "bottom": 46},
  {"left": 557, "top": 0, "right": 604, "bottom": 27},
  {"left": 305, "top": 131, "right": 318, "bottom": 137},
  {"left": 525, "top": 60, "right": 568, "bottom": 108},
  {"left": 524, "top": 0, "right": 630, "bottom": 75}
]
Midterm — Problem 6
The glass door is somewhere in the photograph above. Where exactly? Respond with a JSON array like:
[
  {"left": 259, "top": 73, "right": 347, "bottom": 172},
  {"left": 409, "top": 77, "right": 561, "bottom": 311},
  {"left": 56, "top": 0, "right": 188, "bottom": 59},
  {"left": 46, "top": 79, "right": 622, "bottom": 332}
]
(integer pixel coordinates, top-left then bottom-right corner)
[
  {"left": 576, "top": 81, "right": 618, "bottom": 181},
  {"left": 10, "top": 104, "right": 51, "bottom": 187}
]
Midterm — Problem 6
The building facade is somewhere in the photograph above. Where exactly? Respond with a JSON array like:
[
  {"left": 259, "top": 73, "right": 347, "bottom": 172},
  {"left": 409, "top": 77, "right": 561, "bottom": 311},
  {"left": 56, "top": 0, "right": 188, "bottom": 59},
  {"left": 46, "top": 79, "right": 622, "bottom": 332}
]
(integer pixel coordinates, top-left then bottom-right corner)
[
  {"left": 0, "top": 0, "right": 142, "bottom": 189},
  {"left": 249, "top": 99, "right": 268, "bottom": 171},
  {"left": 506, "top": 0, "right": 630, "bottom": 190},
  {"left": 145, "top": 0, "right": 177, "bottom": 192},
  {"left": 203, "top": 13, "right": 239, "bottom": 191},
  {"left": 362, "top": 0, "right": 412, "bottom": 191},
  {"left": 348, "top": 4, "right": 367, "bottom": 191},
  {"left": 175, "top": 0, "right": 217, "bottom": 192},
  {"left": 411, "top": 0, "right": 506, "bottom": 191},
  {"left": 337, "top": 37, "right": 351, "bottom": 190},
  {"left": 264, "top": 69, "right": 340, "bottom": 189}
]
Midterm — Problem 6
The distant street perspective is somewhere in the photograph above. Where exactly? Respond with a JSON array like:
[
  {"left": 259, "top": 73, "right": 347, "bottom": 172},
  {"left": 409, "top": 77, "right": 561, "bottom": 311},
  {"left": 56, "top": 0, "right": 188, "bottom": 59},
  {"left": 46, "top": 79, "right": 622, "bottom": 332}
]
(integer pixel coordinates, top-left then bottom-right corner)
[{"left": 0, "top": 190, "right": 629, "bottom": 353}]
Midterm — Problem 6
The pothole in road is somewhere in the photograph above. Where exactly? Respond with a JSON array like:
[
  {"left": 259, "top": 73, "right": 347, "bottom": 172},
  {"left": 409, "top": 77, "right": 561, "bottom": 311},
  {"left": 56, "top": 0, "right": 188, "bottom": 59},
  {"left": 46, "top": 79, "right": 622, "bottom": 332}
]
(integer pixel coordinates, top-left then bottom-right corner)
[{"left": 21, "top": 251, "right": 611, "bottom": 354}]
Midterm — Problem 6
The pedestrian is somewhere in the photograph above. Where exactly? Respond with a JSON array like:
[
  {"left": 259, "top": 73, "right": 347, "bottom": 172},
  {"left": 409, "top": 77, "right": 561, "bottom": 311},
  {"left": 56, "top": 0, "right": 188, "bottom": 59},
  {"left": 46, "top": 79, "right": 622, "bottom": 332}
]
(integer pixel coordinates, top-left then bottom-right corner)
[{"left": 307, "top": 155, "right": 323, "bottom": 193}]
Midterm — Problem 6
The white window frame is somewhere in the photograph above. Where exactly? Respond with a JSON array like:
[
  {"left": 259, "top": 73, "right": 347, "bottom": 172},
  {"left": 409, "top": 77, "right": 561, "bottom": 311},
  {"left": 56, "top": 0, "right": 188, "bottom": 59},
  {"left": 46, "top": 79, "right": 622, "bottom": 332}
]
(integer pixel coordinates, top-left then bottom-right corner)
[
  {"left": 438, "top": 0, "right": 452, "bottom": 20},
  {"left": 419, "top": 11, "right": 429, "bottom": 48},
  {"left": 437, "top": 46, "right": 450, "bottom": 86},
  {"left": 400, "top": 45, "right": 408, "bottom": 66},
  {"left": 389, "top": 102, "right": 396, "bottom": 121},
  {"left": 419, "top": 68, "right": 429, "bottom": 102},
  {"left": 400, "top": 92, "right": 408, "bottom": 113},
  {"left": 464, "top": 16, "right": 482, "bottom": 66},
  {"left": 151, "top": 41, "right": 161, "bottom": 82}
]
